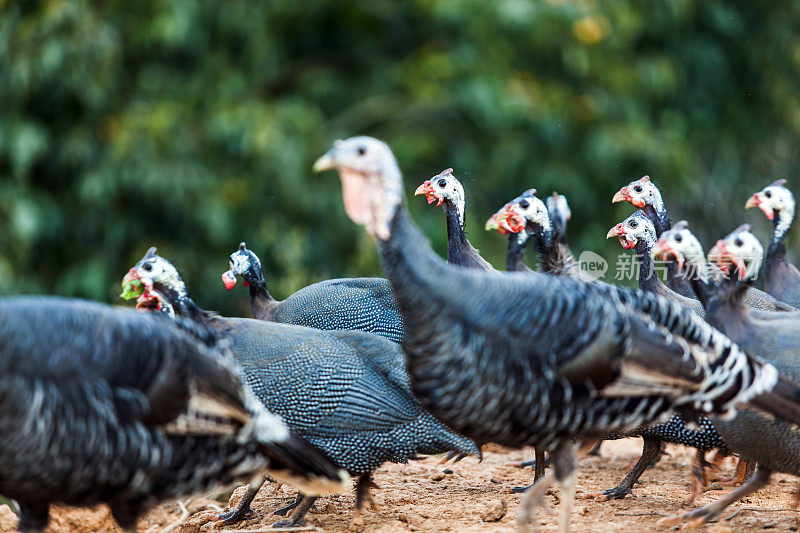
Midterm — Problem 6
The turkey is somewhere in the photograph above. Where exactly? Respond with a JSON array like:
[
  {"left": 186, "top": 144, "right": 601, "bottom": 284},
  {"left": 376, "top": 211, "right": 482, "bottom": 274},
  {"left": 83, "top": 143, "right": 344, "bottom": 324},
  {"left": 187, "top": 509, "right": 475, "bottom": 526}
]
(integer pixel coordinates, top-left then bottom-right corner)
[
  {"left": 415, "top": 168, "right": 495, "bottom": 271},
  {"left": 0, "top": 297, "right": 347, "bottom": 532},
  {"left": 612, "top": 176, "right": 696, "bottom": 298},
  {"left": 315, "top": 136, "right": 800, "bottom": 532},
  {"left": 221, "top": 242, "right": 403, "bottom": 342},
  {"left": 122, "top": 249, "right": 479, "bottom": 528},
  {"left": 486, "top": 189, "right": 579, "bottom": 277},
  {"left": 654, "top": 223, "right": 800, "bottom": 526},
  {"left": 746, "top": 179, "right": 800, "bottom": 308}
]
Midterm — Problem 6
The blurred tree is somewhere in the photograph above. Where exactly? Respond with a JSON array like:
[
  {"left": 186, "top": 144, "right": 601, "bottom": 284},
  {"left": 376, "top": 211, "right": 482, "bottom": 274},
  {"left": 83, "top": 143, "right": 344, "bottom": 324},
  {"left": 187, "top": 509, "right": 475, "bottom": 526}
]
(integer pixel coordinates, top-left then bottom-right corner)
[{"left": 1, "top": 0, "right": 799, "bottom": 315}]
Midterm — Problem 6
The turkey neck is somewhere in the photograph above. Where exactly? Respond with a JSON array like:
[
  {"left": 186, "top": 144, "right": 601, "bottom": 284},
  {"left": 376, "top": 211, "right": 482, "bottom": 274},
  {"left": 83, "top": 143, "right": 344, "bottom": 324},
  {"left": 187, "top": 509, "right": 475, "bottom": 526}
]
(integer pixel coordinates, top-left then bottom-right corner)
[
  {"left": 442, "top": 198, "right": 471, "bottom": 265},
  {"left": 705, "top": 275, "right": 750, "bottom": 325},
  {"left": 242, "top": 270, "right": 279, "bottom": 321},
  {"left": 156, "top": 285, "right": 217, "bottom": 326},
  {"left": 506, "top": 234, "right": 532, "bottom": 272},
  {"left": 644, "top": 203, "right": 696, "bottom": 297}
]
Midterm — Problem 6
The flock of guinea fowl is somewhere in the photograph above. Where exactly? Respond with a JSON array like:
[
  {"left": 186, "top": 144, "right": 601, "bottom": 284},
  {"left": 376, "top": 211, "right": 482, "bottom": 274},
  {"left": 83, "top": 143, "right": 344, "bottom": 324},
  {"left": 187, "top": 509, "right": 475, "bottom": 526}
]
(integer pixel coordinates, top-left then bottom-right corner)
[{"left": 3, "top": 135, "right": 800, "bottom": 533}]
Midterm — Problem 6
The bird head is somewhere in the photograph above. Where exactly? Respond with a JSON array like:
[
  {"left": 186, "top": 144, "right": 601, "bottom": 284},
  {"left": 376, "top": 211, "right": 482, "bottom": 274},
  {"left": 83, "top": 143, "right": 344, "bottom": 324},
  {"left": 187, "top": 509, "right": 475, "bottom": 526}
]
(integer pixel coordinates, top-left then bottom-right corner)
[
  {"left": 121, "top": 247, "right": 186, "bottom": 315},
  {"left": 486, "top": 188, "right": 549, "bottom": 239},
  {"left": 745, "top": 179, "right": 794, "bottom": 222},
  {"left": 221, "top": 242, "right": 263, "bottom": 290},
  {"left": 612, "top": 175, "right": 660, "bottom": 210},
  {"left": 414, "top": 169, "right": 466, "bottom": 226},
  {"left": 314, "top": 136, "right": 403, "bottom": 241},
  {"left": 651, "top": 220, "right": 704, "bottom": 274},
  {"left": 607, "top": 210, "right": 656, "bottom": 251},
  {"left": 546, "top": 192, "right": 571, "bottom": 238},
  {"left": 707, "top": 224, "right": 763, "bottom": 282}
]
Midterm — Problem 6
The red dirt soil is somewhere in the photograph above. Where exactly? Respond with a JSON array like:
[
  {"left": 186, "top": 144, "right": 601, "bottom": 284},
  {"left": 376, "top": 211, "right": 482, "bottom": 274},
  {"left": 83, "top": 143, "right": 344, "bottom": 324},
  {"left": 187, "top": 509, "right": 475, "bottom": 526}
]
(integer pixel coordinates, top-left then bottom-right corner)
[{"left": 1, "top": 439, "right": 798, "bottom": 532}]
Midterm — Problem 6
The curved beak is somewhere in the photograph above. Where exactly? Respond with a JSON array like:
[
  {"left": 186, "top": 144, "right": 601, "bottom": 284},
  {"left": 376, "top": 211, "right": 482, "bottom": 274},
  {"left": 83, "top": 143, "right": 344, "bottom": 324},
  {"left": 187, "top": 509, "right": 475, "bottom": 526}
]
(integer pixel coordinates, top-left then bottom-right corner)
[
  {"left": 221, "top": 270, "right": 237, "bottom": 290},
  {"left": 313, "top": 147, "right": 338, "bottom": 173},
  {"left": 612, "top": 186, "right": 646, "bottom": 208},
  {"left": 745, "top": 193, "right": 774, "bottom": 220},
  {"left": 415, "top": 180, "right": 442, "bottom": 207},
  {"left": 486, "top": 204, "right": 525, "bottom": 234},
  {"left": 708, "top": 240, "right": 745, "bottom": 279},
  {"left": 652, "top": 238, "right": 684, "bottom": 271},
  {"left": 607, "top": 223, "right": 636, "bottom": 249}
]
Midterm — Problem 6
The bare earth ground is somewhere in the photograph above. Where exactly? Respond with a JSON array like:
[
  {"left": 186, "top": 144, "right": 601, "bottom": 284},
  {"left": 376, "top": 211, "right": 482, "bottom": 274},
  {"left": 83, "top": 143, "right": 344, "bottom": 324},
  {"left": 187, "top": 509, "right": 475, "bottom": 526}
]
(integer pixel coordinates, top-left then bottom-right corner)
[{"left": 2, "top": 439, "right": 798, "bottom": 533}]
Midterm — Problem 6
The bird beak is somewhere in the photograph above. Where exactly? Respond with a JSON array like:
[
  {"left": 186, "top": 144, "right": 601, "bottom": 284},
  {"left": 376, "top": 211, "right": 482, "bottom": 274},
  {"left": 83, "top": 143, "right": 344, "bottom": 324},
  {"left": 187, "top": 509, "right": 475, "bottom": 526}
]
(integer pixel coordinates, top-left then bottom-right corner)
[
  {"left": 415, "top": 180, "right": 443, "bottom": 207},
  {"left": 708, "top": 240, "right": 744, "bottom": 279},
  {"left": 313, "top": 148, "right": 338, "bottom": 172},
  {"left": 745, "top": 193, "right": 774, "bottom": 220},
  {"left": 221, "top": 270, "right": 237, "bottom": 290},
  {"left": 487, "top": 204, "right": 525, "bottom": 234},
  {"left": 652, "top": 238, "right": 684, "bottom": 271},
  {"left": 120, "top": 268, "right": 145, "bottom": 300},
  {"left": 607, "top": 223, "right": 636, "bottom": 249},
  {"left": 612, "top": 186, "right": 646, "bottom": 208}
]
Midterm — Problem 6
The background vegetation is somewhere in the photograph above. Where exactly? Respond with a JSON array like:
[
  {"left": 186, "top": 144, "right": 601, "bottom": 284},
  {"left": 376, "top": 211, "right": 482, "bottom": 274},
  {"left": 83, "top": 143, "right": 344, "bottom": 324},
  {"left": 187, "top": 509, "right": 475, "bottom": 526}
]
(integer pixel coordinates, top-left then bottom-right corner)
[{"left": 2, "top": 0, "right": 799, "bottom": 316}]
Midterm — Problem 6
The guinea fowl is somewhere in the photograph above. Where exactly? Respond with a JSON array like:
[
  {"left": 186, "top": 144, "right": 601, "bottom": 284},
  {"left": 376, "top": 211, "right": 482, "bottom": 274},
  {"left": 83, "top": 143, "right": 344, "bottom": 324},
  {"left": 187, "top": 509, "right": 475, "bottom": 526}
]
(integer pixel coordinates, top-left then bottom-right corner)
[
  {"left": 0, "top": 297, "right": 347, "bottom": 532},
  {"left": 415, "top": 168, "right": 495, "bottom": 271},
  {"left": 654, "top": 224, "right": 800, "bottom": 526},
  {"left": 122, "top": 249, "right": 479, "bottom": 528},
  {"left": 607, "top": 211, "right": 705, "bottom": 317},
  {"left": 746, "top": 179, "right": 800, "bottom": 308},
  {"left": 315, "top": 136, "right": 800, "bottom": 532},
  {"left": 221, "top": 242, "right": 403, "bottom": 343},
  {"left": 603, "top": 212, "right": 739, "bottom": 501},
  {"left": 486, "top": 189, "right": 579, "bottom": 277},
  {"left": 612, "top": 175, "right": 696, "bottom": 298}
]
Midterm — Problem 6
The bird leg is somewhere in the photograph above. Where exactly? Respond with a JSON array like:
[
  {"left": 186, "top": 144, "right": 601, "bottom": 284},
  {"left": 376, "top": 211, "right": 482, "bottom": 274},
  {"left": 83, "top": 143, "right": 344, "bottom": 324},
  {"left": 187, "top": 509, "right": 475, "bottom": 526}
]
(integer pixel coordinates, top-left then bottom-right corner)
[
  {"left": 660, "top": 465, "right": 771, "bottom": 528},
  {"left": 512, "top": 448, "right": 548, "bottom": 494},
  {"left": 590, "top": 436, "right": 662, "bottom": 500},
  {"left": 687, "top": 450, "right": 711, "bottom": 504},
  {"left": 272, "top": 495, "right": 316, "bottom": 528},
  {"left": 516, "top": 442, "right": 577, "bottom": 533},
  {"left": 272, "top": 493, "right": 304, "bottom": 516},
  {"left": 214, "top": 476, "right": 265, "bottom": 526},
  {"left": 713, "top": 458, "right": 752, "bottom": 486},
  {"left": 516, "top": 469, "right": 555, "bottom": 533},
  {"left": 16, "top": 501, "right": 49, "bottom": 533},
  {"left": 355, "top": 473, "right": 380, "bottom": 512}
]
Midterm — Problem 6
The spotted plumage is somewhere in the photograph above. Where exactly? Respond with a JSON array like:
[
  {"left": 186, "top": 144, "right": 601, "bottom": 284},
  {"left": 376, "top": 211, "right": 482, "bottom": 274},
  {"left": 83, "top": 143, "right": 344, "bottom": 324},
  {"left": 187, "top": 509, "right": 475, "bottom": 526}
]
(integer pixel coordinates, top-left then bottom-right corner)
[{"left": 223, "top": 243, "right": 403, "bottom": 343}]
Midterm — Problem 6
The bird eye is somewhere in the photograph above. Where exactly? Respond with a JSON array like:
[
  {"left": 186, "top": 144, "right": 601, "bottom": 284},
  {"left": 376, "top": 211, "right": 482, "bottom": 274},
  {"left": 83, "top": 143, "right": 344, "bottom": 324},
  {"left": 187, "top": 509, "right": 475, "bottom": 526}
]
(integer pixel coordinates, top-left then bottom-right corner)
[
  {"left": 734, "top": 238, "right": 744, "bottom": 247},
  {"left": 633, "top": 186, "right": 643, "bottom": 193},
  {"left": 143, "top": 263, "right": 153, "bottom": 272},
  {"left": 519, "top": 200, "right": 529, "bottom": 209},
  {"left": 438, "top": 179, "right": 447, "bottom": 188},
  {"left": 357, "top": 146, "right": 366, "bottom": 156},
  {"left": 765, "top": 191, "right": 772, "bottom": 199},
  {"left": 674, "top": 234, "right": 683, "bottom": 243},
  {"left": 629, "top": 220, "right": 638, "bottom": 228}
]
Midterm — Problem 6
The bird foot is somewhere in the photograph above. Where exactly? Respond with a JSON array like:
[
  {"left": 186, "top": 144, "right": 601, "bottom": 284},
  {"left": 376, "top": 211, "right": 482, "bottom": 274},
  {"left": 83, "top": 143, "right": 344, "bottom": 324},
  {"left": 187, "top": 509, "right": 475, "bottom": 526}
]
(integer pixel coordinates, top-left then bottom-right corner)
[
  {"left": 212, "top": 505, "right": 255, "bottom": 527},
  {"left": 587, "top": 486, "right": 633, "bottom": 501},
  {"left": 658, "top": 505, "right": 721, "bottom": 529},
  {"left": 272, "top": 517, "right": 307, "bottom": 528}
]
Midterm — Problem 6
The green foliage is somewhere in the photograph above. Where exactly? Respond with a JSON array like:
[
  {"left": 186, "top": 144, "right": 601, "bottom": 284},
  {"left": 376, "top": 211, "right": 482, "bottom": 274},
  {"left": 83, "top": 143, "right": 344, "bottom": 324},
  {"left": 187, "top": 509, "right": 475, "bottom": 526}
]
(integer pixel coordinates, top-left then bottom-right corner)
[{"left": 2, "top": 0, "right": 800, "bottom": 313}]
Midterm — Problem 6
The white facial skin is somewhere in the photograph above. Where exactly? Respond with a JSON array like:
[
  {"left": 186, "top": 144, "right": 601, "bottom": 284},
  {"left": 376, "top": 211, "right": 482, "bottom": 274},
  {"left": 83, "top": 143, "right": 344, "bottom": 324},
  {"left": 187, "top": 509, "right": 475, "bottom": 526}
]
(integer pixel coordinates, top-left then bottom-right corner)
[
  {"left": 512, "top": 192, "right": 550, "bottom": 232},
  {"left": 747, "top": 182, "right": 795, "bottom": 241},
  {"left": 654, "top": 222, "right": 708, "bottom": 280},
  {"left": 314, "top": 136, "right": 403, "bottom": 240},
  {"left": 428, "top": 173, "right": 466, "bottom": 226},
  {"left": 230, "top": 250, "right": 259, "bottom": 276},
  {"left": 611, "top": 211, "right": 656, "bottom": 250},
  {"left": 614, "top": 176, "right": 664, "bottom": 214},
  {"left": 134, "top": 256, "right": 187, "bottom": 296},
  {"left": 710, "top": 227, "right": 764, "bottom": 281}
]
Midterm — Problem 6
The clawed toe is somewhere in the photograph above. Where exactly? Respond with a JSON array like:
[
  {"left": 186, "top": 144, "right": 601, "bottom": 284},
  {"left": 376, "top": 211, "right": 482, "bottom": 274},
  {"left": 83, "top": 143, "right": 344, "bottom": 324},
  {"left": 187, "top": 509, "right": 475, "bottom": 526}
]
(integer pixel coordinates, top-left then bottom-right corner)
[
  {"left": 273, "top": 517, "right": 306, "bottom": 528},
  {"left": 213, "top": 506, "right": 254, "bottom": 527}
]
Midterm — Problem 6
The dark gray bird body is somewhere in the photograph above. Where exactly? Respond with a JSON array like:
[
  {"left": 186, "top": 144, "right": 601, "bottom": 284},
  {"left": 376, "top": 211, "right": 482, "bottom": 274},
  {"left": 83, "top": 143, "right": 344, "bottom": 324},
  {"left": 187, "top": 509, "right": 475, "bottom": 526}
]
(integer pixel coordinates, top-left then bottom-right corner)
[
  {"left": 226, "top": 244, "right": 403, "bottom": 343},
  {"left": 0, "top": 297, "right": 345, "bottom": 532},
  {"left": 210, "top": 315, "right": 479, "bottom": 474}
]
